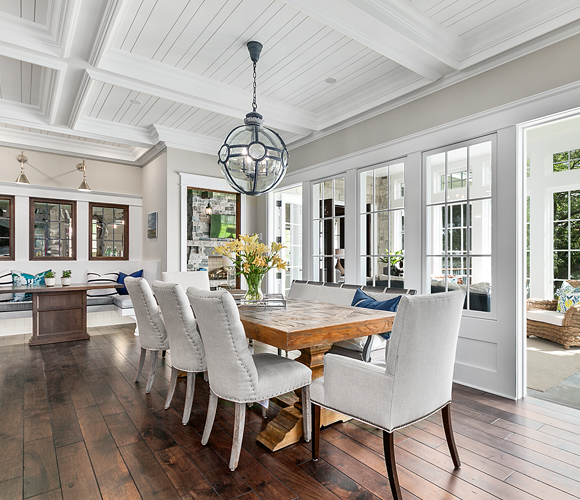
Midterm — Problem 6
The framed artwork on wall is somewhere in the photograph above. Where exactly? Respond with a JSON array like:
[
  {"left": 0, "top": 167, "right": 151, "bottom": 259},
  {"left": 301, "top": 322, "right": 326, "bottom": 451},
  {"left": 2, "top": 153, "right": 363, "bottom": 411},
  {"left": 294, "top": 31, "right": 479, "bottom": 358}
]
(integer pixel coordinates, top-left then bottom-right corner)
[{"left": 147, "top": 212, "right": 157, "bottom": 239}]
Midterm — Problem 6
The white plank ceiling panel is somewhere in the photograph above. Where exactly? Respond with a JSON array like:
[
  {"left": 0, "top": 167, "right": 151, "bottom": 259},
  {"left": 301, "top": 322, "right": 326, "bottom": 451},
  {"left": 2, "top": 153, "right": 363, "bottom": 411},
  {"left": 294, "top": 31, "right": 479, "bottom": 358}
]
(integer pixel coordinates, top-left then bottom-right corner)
[
  {"left": 0, "top": 55, "right": 44, "bottom": 106},
  {"left": 406, "top": 0, "right": 541, "bottom": 40},
  {"left": 0, "top": 0, "right": 49, "bottom": 25}
]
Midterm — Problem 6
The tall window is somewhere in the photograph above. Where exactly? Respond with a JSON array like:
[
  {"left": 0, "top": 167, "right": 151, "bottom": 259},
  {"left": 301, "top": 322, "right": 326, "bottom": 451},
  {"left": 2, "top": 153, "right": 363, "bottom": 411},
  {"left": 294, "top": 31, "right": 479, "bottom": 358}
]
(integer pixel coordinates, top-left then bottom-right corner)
[
  {"left": 30, "top": 198, "right": 76, "bottom": 260},
  {"left": 0, "top": 195, "right": 14, "bottom": 260},
  {"left": 90, "top": 203, "right": 129, "bottom": 259},
  {"left": 312, "top": 177, "right": 345, "bottom": 283},
  {"left": 272, "top": 186, "right": 302, "bottom": 295},
  {"left": 553, "top": 189, "right": 580, "bottom": 295},
  {"left": 425, "top": 137, "right": 492, "bottom": 312},
  {"left": 360, "top": 162, "right": 405, "bottom": 288}
]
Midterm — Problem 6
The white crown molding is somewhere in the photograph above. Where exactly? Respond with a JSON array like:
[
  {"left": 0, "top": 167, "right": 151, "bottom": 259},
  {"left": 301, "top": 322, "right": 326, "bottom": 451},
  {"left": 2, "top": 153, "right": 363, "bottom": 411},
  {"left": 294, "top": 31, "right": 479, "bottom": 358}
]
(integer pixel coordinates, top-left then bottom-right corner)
[
  {"left": 58, "top": 0, "right": 81, "bottom": 59},
  {"left": 133, "top": 142, "right": 166, "bottom": 166},
  {"left": 0, "top": 125, "right": 142, "bottom": 163},
  {"left": 151, "top": 125, "right": 222, "bottom": 156},
  {"left": 283, "top": 0, "right": 456, "bottom": 81},
  {"left": 96, "top": 49, "right": 318, "bottom": 135},
  {"left": 0, "top": 100, "right": 46, "bottom": 123},
  {"left": 0, "top": 42, "right": 67, "bottom": 70},
  {"left": 287, "top": 23, "right": 580, "bottom": 151},
  {"left": 74, "top": 116, "right": 154, "bottom": 147},
  {"left": 88, "top": 0, "right": 130, "bottom": 67},
  {"left": 285, "top": 79, "right": 580, "bottom": 183},
  {"left": 460, "top": 0, "right": 580, "bottom": 64},
  {"left": 67, "top": 71, "right": 93, "bottom": 129}
]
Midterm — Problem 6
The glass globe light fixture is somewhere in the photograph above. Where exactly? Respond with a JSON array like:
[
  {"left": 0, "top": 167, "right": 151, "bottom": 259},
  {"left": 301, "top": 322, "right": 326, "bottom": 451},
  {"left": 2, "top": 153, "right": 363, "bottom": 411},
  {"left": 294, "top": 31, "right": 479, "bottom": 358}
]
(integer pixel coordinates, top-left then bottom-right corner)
[{"left": 218, "top": 41, "right": 289, "bottom": 196}]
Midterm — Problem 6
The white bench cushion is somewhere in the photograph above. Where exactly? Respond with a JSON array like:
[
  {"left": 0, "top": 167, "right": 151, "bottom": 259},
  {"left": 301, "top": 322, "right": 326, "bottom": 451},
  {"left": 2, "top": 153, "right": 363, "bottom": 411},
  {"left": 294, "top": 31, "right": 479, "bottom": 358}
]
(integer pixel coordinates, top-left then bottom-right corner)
[
  {"left": 113, "top": 295, "right": 134, "bottom": 309},
  {"left": 526, "top": 310, "right": 564, "bottom": 326}
]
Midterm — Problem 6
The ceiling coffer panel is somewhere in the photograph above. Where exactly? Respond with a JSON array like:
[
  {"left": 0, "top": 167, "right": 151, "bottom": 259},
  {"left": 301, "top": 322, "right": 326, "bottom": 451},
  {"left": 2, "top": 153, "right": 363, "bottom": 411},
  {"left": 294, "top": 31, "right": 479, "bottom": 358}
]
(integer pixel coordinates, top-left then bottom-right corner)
[{"left": 0, "top": 55, "right": 46, "bottom": 107}]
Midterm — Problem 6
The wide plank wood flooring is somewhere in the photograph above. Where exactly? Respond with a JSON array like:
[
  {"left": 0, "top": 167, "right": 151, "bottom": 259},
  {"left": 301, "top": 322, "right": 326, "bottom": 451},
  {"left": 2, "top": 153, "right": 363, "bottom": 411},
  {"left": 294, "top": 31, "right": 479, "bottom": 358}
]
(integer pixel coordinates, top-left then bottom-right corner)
[{"left": 1, "top": 325, "right": 580, "bottom": 499}]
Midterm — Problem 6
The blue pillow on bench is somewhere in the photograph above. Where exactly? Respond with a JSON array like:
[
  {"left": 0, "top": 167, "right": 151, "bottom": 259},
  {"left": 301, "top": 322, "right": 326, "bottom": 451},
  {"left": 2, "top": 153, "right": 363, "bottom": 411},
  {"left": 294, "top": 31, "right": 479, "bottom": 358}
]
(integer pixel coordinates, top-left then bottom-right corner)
[
  {"left": 117, "top": 269, "right": 143, "bottom": 295},
  {"left": 351, "top": 288, "right": 401, "bottom": 339}
]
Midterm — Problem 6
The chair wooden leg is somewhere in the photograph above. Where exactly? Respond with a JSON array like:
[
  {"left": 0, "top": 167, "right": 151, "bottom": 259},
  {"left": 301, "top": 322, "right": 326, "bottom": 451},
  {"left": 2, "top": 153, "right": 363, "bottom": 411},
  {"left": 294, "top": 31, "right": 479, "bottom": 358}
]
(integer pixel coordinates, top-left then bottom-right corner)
[
  {"left": 135, "top": 347, "right": 146, "bottom": 383},
  {"left": 383, "top": 431, "right": 402, "bottom": 500},
  {"left": 442, "top": 403, "right": 461, "bottom": 468},
  {"left": 202, "top": 391, "right": 218, "bottom": 445},
  {"left": 165, "top": 366, "right": 179, "bottom": 409},
  {"left": 312, "top": 403, "right": 321, "bottom": 461},
  {"left": 145, "top": 350, "right": 158, "bottom": 394},
  {"left": 301, "top": 385, "right": 311, "bottom": 442},
  {"left": 261, "top": 401, "right": 268, "bottom": 418},
  {"left": 230, "top": 402, "right": 246, "bottom": 471},
  {"left": 161, "top": 350, "right": 166, "bottom": 358},
  {"left": 182, "top": 372, "right": 196, "bottom": 425}
]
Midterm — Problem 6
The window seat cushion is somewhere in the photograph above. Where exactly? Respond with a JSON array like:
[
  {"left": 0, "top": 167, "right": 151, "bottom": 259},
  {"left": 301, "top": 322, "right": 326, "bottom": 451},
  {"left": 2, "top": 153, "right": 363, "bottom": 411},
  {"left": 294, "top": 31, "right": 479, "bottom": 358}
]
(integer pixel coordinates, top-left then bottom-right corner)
[{"left": 113, "top": 295, "right": 133, "bottom": 309}]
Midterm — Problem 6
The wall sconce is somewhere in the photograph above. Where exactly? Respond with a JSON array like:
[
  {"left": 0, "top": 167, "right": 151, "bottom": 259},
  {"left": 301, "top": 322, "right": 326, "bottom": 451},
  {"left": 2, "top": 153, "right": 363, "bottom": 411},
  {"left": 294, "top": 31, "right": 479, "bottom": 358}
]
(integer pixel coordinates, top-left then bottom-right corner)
[
  {"left": 77, "top": 159, "right": 91, "bottom": 191},
  {"left": 205, "top": 202, "right": 212, "bottom": 215},
  {"left": 15, "top": 151, "right": 30, "bottom": 184}
]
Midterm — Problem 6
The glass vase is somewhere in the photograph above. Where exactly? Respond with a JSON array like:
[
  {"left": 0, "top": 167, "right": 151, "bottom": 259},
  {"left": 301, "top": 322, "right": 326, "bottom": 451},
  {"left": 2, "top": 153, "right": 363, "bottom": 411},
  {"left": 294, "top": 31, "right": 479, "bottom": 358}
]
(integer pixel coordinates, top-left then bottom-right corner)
[{"left": 244, "top": 273, "right": 264, "bottom": 302}]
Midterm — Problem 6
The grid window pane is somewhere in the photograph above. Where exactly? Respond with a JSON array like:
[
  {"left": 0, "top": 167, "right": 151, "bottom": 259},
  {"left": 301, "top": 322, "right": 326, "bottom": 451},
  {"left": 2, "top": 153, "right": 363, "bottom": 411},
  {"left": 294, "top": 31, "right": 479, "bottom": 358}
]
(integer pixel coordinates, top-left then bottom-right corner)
[
  {"left": 91, "top": 204, "right": 127, "bottom": 258},
  {"left": 31, "top": 200, "right": 74, "bottom": 259}
]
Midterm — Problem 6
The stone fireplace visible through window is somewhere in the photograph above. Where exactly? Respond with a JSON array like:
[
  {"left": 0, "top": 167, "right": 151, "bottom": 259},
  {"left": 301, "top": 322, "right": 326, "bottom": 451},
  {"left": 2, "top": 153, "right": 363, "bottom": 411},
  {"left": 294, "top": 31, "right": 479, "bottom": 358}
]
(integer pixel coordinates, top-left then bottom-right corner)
[{"left": 186, "top": 187, "right": 240, "bottom": 288}]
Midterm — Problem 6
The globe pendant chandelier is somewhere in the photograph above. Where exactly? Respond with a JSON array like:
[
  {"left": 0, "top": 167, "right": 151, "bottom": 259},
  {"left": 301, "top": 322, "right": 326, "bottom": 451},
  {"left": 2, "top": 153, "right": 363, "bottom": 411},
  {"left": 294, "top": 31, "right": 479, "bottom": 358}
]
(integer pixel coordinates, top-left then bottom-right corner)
[{"left": 218, "top": 41, "right": 289, "bottom": 196}]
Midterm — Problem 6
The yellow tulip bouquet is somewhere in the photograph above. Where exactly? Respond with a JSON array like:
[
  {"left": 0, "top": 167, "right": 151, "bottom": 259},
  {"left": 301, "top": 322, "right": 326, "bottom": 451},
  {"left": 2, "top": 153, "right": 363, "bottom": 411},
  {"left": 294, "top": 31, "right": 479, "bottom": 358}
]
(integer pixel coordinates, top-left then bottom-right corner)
[{"left": 214, "top": 234, "right": 287, "bottom": 301}]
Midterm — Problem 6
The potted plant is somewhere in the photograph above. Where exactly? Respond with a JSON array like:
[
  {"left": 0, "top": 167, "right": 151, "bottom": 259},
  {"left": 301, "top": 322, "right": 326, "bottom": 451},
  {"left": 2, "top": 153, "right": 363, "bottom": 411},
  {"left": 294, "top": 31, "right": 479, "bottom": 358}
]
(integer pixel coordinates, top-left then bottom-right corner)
[
  {"left": 61, "top": 270, "right": 72, "bottom": 286},
  {"left": 45, "top": 270, "right": 56, "bottom": 287},
  {"left": 214, "top": 234, "right": 287, "bottom": 302}
]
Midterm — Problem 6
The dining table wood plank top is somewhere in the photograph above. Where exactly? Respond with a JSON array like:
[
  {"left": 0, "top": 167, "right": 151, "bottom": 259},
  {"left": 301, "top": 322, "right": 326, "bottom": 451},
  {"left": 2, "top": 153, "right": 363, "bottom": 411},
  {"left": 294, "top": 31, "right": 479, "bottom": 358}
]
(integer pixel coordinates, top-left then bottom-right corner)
[{"left": 238, "top": 298, "right": 395, "bottom": 451}]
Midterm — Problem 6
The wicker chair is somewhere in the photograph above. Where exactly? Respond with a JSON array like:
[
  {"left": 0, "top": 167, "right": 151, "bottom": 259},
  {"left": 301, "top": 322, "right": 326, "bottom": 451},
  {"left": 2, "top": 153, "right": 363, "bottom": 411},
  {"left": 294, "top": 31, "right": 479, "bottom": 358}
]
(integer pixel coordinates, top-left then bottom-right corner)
[{"left": 527, "top": 280, "right": 580, "bottom": 349}]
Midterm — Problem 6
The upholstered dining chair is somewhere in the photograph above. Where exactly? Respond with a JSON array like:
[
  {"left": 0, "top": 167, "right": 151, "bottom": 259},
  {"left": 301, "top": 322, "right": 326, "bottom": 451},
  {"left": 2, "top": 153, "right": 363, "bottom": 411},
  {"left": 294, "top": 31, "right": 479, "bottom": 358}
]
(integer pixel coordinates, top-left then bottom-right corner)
[
  {"left": 125, "top": 277, "right": 169, "bottom": 394},
  {"left": 152, "top": 281, "right": 206, "bottom": 425},
  {"left": 310, "top": 290, "right": 465, "bottom": 500},
  {"left": 187, "top": 288, "right": 312, "bottom": 471}
]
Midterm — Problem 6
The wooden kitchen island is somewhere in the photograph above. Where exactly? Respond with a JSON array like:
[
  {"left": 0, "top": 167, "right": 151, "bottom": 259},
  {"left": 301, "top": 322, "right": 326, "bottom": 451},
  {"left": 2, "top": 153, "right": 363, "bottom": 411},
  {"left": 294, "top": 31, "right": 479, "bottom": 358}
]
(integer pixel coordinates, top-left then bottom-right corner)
[{"left": 2, "top": 283, "right": 122, "bottom": 346}]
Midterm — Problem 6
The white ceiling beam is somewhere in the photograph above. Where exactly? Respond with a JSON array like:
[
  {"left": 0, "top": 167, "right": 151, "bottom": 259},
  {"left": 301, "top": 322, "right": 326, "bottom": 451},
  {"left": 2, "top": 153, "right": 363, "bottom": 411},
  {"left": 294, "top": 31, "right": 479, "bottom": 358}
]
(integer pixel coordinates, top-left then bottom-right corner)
[
  {"left": 283, "top": 0, "right": 461, "bottom": 81},
  {"left": 96, "top": 48, "right": 318, "bottom": 136},
  {"left": 73, "top": 116, "right": 154, "bottom": 148},
  {"left": 151, "top": 125, "right": 223, "bottom": 157}
]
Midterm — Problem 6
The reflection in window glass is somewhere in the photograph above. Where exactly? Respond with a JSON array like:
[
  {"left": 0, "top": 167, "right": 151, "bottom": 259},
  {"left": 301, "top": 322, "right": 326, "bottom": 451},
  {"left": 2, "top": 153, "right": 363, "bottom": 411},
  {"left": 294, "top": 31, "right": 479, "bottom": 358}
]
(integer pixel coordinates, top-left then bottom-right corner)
[
  {"left": 0, "top": 196, "right": 13, "bottom": 259},
  {"left": 359, "top": 162, "right": 405, "bottom": 289},
  {"left": 313, "top": 177, "right": 345, "bottom": 283},
  {"left": 32, "top": 199, "right": 75, "bottom": 259},
  {"left": 91, "top": 204, "right": 128, "bottom": 258},
  {"left": 425, "top": 138, "right": 493, "bottom": 312}
]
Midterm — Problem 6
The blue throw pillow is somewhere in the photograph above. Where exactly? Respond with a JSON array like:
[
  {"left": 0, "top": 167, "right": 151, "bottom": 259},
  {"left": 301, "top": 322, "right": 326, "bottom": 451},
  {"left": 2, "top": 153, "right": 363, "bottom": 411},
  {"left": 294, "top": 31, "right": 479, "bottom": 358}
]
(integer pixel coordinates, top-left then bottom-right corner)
[
  {"left": 351, "top": 288, "right": 401, "bottom": 339},
  {"left": 117, "top": 269, "right": 143, "bottom": 295},
  {"left": 12, "top": 270, "right": 51, "bottom": 301}
]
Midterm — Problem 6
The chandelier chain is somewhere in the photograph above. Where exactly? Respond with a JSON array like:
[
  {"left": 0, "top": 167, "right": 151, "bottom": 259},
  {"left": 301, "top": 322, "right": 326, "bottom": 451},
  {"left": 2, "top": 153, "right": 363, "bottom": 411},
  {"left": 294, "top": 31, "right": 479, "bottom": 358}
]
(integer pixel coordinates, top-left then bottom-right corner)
[{"left": 252, "top": 61, "right": 257, "bottom": 112}]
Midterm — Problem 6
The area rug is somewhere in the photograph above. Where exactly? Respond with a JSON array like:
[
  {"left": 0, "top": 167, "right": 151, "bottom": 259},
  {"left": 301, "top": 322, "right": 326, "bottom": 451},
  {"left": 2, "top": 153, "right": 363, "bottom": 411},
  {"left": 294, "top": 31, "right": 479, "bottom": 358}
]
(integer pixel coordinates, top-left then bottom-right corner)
[{"left": 527, "top": 337, "right": 580, "bottom": 392}]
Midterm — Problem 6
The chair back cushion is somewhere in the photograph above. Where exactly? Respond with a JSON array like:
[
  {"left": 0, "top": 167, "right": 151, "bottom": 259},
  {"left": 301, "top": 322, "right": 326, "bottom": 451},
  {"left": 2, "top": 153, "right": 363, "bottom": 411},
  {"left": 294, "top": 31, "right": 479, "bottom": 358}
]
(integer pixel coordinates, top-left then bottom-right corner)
[
  {"left": 187, "top": 288, "right": 259, "bottom": 401},
  {"left": 124, "top": 277, "right": 168, "bottom": 350},
  {"left": 152, "top": 281, "right": 205, "bottom": 373},
  {"left": 387, "top": 290, "right": 464, "bottom": 429},
  {"left": 161, "top": 271, "right": 210, "bottom": 291}
]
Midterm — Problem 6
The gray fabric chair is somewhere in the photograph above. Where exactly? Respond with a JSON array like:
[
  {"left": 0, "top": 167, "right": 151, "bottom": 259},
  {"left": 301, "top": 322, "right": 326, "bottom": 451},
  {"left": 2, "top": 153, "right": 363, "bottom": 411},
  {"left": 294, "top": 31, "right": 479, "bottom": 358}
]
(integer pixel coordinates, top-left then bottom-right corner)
[
  {"left": 152, "top": 281, "right": 207, "bottom": 425},
  {"left": 187, "top": 288, "right": 312, "bottom": 471},
  {"left": 125, "top": 277, "right": 169, "bottom": 393},
  {"left": 310, "top": 290, "right": 465, "bottom": 500}
]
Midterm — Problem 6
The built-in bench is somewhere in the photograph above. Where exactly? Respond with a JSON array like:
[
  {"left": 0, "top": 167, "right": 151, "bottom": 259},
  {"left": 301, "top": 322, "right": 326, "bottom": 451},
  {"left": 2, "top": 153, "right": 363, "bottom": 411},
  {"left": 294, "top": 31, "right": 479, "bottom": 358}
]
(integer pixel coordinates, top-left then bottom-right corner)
[
  {"left": 288, "top": 280, "right": 416, "bottom": 362},
  {"left": 0, "top": 261, "right": 160, "bottom": 336}
]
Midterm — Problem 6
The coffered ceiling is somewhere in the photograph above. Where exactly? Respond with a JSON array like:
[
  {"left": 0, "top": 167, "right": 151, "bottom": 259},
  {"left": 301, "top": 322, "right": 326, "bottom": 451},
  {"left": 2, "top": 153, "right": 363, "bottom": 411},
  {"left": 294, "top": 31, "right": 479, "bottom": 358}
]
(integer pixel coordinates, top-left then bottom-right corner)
[{"left": 0, "top": 0, "right": 579, "bottom": 165}]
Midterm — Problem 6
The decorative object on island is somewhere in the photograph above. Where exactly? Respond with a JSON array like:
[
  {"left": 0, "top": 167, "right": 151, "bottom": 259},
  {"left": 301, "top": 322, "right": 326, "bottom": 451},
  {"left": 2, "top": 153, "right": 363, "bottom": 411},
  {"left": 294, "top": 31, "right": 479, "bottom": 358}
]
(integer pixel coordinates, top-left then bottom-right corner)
[
  {"left": 76, "top": 159, "right": 91, "bottom": 191},
  {"left": 147, "top": 212, "right": 157, "bottom": 238},
  {"left": 61, "top": 269, "right": 71, "bottom": 286},
  {"left": 214, "top": 234, "right": 287, "bottom": 303},
  {"left": 15, "top": 151, "right": 30, "bottom": 184},
  {"left": 45, "top": 270, "right": 56, "bottom": 287},
  {"left": 217, "top": 41, "right": 289, "bottom": 196}
]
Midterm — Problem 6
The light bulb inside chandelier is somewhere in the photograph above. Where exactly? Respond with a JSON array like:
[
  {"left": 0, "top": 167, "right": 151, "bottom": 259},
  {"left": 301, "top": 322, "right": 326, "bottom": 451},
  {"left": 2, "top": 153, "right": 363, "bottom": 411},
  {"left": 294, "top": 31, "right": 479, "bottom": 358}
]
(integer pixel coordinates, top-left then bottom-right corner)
[{"left": 217, "top": 41, "right": 288, "bottom": 196}]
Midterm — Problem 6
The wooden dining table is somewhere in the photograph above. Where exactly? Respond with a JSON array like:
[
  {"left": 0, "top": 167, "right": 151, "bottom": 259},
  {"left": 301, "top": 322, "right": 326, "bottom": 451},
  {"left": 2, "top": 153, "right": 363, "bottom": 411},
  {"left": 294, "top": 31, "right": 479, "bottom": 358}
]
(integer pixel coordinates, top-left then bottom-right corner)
[
  {"left": 238, "top": 298, "right": 395, "bottom": 451},
  {"left": 1, "top": 283, "right": 122, "bottom": 346}
]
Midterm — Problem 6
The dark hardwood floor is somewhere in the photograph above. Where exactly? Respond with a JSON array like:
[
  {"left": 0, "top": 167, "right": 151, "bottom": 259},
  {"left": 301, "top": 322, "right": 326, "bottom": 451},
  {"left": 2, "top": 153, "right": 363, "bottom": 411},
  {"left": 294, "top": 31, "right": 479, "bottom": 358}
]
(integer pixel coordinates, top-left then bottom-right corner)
[{"left": 1, "top": 326, "right": 580, "bottom": 499}]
